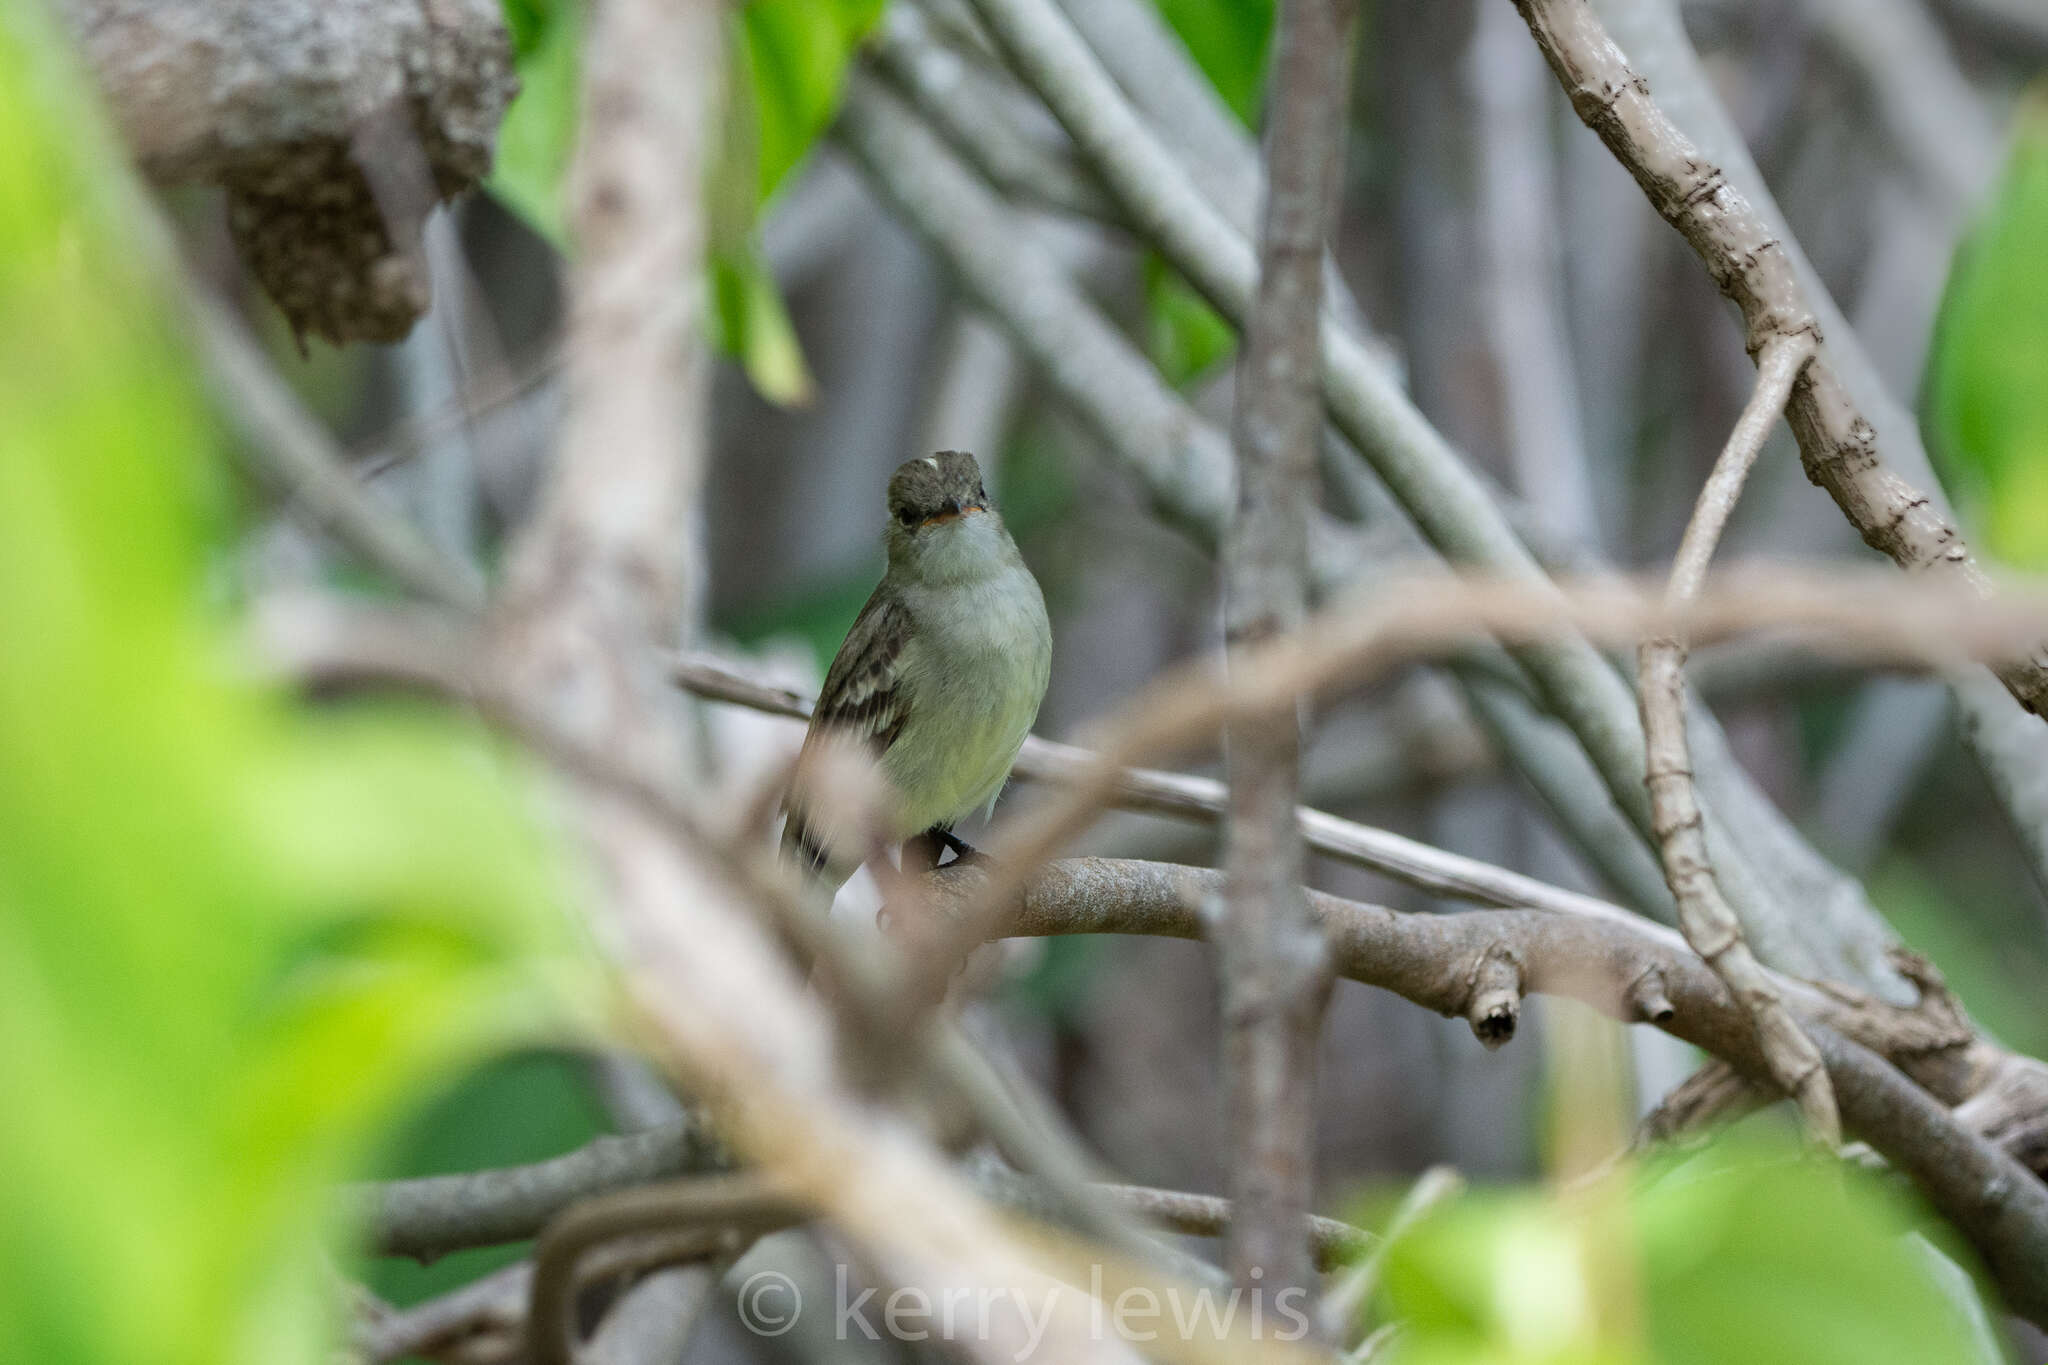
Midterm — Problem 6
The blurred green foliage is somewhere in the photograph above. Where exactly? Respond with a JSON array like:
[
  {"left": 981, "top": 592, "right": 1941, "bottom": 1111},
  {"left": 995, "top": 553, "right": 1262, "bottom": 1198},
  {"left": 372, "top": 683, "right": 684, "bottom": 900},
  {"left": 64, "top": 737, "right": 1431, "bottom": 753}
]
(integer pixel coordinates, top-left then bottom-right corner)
[
  {"left": 355, "top": 1052, "right": 613, "bottom": 1309},
  {"left": 1375, "top": 1138, "right": 1987, "bottom": 1365},
  {"left": 1870, "top": 857, "right": 2048, "bottom": 1059},
  {"left": 1145, "top": 252, "right": 1239, "bottom": 388},
  {"left": 1926, "top": 85, "right": 2048, "bottom": 569},
  {"left": 490, "top": 0, "right": 884, "bottom": 406},
  {"left": 0, "top": 7, "right": 596, "bottom": 1364},
  {"left": 1154, "top": 0, "right": 1276, "bottom": 126}
]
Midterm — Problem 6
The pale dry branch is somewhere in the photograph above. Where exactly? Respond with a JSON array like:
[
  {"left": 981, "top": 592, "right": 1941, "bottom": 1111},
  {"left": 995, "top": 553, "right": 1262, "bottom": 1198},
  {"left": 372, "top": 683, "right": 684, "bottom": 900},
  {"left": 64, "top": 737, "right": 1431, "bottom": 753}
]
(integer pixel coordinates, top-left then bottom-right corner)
[
  {"left": 1215, "top": 0, "right": 1350, "bottom": 1302},
  {"left": 1638, "top": 336, "right": 1838, "bottom": 1143},
  {"left": 869, "top": 6, "right": 1120, "bottom": 223}
]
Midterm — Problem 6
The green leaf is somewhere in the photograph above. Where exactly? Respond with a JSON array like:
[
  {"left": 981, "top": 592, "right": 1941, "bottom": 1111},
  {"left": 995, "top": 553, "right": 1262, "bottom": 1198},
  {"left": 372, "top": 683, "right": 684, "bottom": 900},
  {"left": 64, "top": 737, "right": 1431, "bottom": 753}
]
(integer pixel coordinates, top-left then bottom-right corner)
[
  {"left": 1153, "top": 0, "right": 1276, "bottom": 127},
  {"left": 737, "top": 0, "right": 887, "bottom": 209},
  {"left": 1144, "top": 252, "right": 1237, "bottom": 387},
  {"left": 1926, "top": 84, "right": 2048, "bottom": 568},
  {"left": 490, "top": 0, "right": 883, "bottom": 404},
  {"left": 713, "top": 244, "right": 816, "bottom": 406},
  {"left": 0, "top": 9, "right": 595, "bottom": 1364},
  {"left": 489, "top": 0, "right": 582, "bottom": 246},
  {"left": 1377, "top": 1138, "right": 1989, "bottom": 1365}
]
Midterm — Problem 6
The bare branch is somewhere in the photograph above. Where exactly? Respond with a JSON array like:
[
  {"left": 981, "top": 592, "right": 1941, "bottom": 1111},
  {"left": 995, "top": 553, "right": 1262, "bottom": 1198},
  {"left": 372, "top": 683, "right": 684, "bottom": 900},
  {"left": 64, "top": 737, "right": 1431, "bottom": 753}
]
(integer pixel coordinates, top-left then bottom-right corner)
[
  {"left": 959, "top": 857, "right": 2048, "bottom": 1325},
  {"left": 1588, "top": 0, "right": 2048, "bottom": 910},
  {"left": 941, "top": 565, "right": 2048, "bottom": 986},
  {"left": 869, "top": 7, "right": 1121, "bottom": 224},
  {"left": 1511, "top": 0, "right": 2048, "bottom": 721},
  {"left": 528, "top": 1175, "right": 791, "bottom": 1365},
  {"left": 1638, "top": 336, "right": 1837, "bottom": 1142},
  {"left": 1214, "top": 0, "right": 1351, "bottom": 1301},
  {"left": 353, "top": 1116, "right": 727, "bottom": 1262},
  {"left": 834, "top": 70, "right": 1237, "bottom": 549},
  {"left": 946, "top": 0, "right": 1905, "bottom": 993},
  {"left": 1805, "top": 0, "right": 2002, "bottom": 213}
]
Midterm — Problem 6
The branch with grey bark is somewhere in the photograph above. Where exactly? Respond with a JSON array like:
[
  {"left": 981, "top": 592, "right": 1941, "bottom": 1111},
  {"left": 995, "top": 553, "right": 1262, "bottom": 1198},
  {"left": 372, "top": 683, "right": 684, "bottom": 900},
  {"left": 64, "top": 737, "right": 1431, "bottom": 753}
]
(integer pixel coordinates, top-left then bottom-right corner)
[
  {"left": 1511, "top": 0, "right": 2048, "bottom": 722},
  {"left": 1638, "top": 336, "right": 1838, "bottom": 1141},
  {"left": 1587, "top": 0, "right": 2048, "bottom": 911},
  {"left": 956, "top": 856, "right": 2048, "bottom": 1326},
  {"left": 1215, "top": 0, "right": 1350, "bottom": 1303},
  {"left": 890, "top": 0, "right": 1910, "bottom": 997}
]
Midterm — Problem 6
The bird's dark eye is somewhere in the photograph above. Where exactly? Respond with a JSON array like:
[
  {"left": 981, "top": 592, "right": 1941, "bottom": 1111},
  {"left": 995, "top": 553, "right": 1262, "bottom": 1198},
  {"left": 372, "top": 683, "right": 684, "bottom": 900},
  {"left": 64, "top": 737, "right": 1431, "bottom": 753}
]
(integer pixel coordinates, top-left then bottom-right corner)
[
  {"left": 976, "top": 483, "right": 987, "bottom": 502},
  {"left": 897, "top": 507, "right": 918, "bottom": 528}
]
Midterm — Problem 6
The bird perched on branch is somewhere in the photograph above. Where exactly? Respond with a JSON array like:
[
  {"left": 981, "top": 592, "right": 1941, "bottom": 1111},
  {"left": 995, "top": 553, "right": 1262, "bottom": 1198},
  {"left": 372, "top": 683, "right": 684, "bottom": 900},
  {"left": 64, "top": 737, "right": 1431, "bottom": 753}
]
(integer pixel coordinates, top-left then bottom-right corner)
[{"left": 781, "top": 450, "right": 1051, "bottom": 886}]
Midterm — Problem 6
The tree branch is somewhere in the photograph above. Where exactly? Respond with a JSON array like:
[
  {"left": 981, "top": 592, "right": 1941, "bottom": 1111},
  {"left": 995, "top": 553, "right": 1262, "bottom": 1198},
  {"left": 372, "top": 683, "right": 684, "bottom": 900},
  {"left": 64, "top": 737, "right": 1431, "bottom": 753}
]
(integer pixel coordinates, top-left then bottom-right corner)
[
  {"left": 946, "top": 0, "right": 1907, "bottom": 994},
  {"left": 1587, "top": 0, "right": 2048, "bottom": 921},
  {"left": 1215, "top": 0, "right": 1350, "bottom": 1301},
  {"left": 1639, "top": 336, "right": 1838, "bottom": 1142},
  {"left": 960, "top": 857, "right": 2048, "bottom": 1326},
  {"left": 353, "top": 1115, "right": 728, "bottom": 1262},
  {"left": 1511, "top": 0, "right": 2048, "bottom": 721},
  {"left": 194, "top": 292, "right": 485, "bottom": 611}
]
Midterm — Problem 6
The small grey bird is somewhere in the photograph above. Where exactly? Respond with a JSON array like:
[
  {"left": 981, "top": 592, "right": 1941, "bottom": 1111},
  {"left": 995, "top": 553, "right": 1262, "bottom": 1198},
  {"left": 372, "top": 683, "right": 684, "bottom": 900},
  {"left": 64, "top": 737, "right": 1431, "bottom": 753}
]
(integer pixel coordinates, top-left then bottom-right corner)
[{"left": 782, "top": 450, "right": 1051, "bottom": 880}]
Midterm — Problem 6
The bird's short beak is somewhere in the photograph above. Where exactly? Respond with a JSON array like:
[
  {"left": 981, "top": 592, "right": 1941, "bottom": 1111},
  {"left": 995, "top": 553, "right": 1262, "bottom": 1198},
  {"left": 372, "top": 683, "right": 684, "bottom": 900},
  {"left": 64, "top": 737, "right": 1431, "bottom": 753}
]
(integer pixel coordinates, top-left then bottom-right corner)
[{"left": 921, "top": 499, "right": 987, "bottom": 526}]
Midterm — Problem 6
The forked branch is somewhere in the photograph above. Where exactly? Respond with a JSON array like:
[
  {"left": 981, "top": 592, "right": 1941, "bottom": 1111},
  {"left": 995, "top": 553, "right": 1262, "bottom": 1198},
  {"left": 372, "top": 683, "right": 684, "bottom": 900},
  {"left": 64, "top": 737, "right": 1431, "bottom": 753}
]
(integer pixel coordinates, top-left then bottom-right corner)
[
  {"left": 1509, "top": 0, "right": 2048, "bottom": 718},
  {"left": 1637, "top": 336, "right": 1837, "bottom": 1143}
]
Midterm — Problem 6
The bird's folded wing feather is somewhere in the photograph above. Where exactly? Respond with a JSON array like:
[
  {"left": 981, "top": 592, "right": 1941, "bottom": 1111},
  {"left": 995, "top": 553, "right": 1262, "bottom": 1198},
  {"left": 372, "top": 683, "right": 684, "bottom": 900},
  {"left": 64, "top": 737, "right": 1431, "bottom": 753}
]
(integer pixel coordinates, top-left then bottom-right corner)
[
  {"left": 782, "top": 588, "right": 914, "bottom": 870},
  {"left": 806, "top": 586, "right": 913, "bottom": 756}
]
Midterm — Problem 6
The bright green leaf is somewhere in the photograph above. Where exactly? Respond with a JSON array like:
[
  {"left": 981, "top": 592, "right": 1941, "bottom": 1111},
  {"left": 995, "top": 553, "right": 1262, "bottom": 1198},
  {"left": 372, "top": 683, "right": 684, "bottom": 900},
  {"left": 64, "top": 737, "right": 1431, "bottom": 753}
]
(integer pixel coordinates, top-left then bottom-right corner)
[
  {"left": 1144, "top": 252, "right": 1238, "bottom": 387},
  {"left": 1153, "top": 0, "right": 1276, "bottom": 127},
  {"left": 738, "top": 0, "right": 887, "bottom": 208},
  {"left": 1926, "top": 84, "right": 2048, "bottom": 568},
  {"left": 489, "top": 0, "right": 582, "bottom": 246},
  {"left": 714, "top": 246, "right": 817, "bottom": 405},
  {"left": 0, "top": 9, "right": 597, "bottom": 1365},
  {"left": 1378, "top": 1138, "right": 1988, "bottom": 1365}
]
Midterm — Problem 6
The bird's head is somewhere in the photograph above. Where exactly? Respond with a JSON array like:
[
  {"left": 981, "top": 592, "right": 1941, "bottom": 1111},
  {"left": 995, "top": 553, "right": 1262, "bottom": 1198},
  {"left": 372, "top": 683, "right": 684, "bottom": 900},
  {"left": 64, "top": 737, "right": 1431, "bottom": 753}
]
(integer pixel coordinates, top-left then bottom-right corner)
[{"left": 883, "top": 450, "right": 1009, "bottom": 579}]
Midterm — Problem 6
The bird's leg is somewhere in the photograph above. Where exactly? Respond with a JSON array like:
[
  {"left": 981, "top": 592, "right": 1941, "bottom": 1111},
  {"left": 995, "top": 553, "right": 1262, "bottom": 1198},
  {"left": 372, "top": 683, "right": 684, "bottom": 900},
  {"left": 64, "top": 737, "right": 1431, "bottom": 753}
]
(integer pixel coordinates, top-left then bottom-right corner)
[
  {"left": 926, "top": 825, "right": 993, "bottom": 868},
  {"left": 903, "top": 829, "right": 946, "bottom": 870}
]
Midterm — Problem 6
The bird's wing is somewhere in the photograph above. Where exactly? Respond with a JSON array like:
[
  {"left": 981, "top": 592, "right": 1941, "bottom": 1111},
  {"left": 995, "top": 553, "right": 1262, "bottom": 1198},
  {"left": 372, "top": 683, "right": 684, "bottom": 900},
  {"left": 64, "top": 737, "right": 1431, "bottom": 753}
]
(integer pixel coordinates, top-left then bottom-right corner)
[
  {"left": 781, "top": 585, "right": 914, "bottom": 872},
  {"left": 806, "top": 584, "right": 914, "bottom": 756}
]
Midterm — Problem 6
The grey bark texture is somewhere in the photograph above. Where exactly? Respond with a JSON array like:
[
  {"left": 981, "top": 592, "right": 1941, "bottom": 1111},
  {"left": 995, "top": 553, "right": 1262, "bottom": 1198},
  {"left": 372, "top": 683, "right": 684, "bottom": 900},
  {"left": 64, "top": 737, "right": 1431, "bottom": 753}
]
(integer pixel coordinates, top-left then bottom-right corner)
[{"left": 1217, "top": 0, "right": 1349, "bottom": 1304}]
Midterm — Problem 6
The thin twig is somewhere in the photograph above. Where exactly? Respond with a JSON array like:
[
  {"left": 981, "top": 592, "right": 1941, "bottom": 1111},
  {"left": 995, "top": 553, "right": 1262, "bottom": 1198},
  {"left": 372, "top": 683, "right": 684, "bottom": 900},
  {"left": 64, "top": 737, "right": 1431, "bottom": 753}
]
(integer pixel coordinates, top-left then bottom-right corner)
[
  {"left": 929, "top": 565, "right": 2048, "bottom": 998},
  {"left": 956, "top": 857, "right": 2048, "bottom": 1326},
  {"left": 528, "top": 1174, "right": 794, "bottom": 1365},
  {"left": 1510, "top": 0, "right": 2048, "bottom": 720},
  {"left": 951, "top": 0, "right": 1882, "bottom": 993},
  {"left": 353, "top": 1117, "right": 728, "bottom": 1262},
  {"left": 1638, "top": 337, "right": 1839, "bottom": 1142},
  {"left": 191, "top": 292, "right": 486, "bottom": 611}
]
